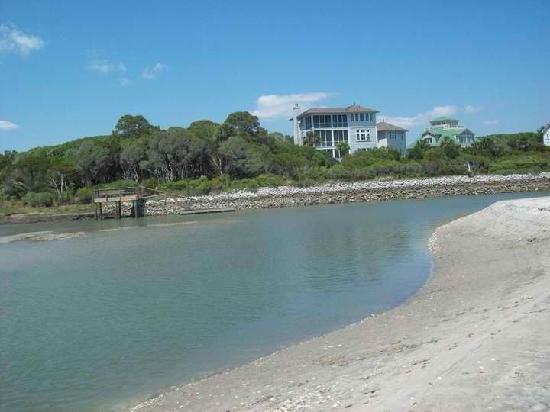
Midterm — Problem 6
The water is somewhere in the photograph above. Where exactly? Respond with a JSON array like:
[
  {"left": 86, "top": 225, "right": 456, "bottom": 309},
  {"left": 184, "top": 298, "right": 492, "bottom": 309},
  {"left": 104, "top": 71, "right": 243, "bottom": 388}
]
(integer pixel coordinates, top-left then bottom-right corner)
[{"left": 0, "top": 192, "right": 547, "bottom": 411}]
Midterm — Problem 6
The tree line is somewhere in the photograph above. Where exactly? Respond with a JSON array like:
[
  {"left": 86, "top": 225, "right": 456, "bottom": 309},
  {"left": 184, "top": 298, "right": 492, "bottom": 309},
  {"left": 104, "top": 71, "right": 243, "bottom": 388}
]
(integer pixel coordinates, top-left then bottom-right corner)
[{"left": 0, "top": 111, "right": 548, "bottom": 207}]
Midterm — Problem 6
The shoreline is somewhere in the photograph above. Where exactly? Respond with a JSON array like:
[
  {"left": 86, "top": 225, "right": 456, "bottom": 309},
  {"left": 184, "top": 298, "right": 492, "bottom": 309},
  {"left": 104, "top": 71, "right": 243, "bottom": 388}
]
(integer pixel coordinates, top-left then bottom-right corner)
[
  {"left": 3, "top": 173, "right": 550, "bottom": 225},
  {"left": 128, "top": 196, "right": 550, "bottom": 411},
  {"left": 148, "top": 173, "right": 550, "bottom": 213}
]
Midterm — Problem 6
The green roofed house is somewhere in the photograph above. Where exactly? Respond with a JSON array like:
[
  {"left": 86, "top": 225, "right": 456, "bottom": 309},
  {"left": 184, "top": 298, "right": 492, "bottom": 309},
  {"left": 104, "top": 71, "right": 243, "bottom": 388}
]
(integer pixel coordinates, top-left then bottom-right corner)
[{"left": 421, "top": 117, "right": 476, "bottom": 147}]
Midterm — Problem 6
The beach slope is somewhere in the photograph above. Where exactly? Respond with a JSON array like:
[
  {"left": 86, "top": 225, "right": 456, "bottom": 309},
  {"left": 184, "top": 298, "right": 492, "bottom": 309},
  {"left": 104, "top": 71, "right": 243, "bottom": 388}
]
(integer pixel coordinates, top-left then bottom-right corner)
[{"left": 131, "top": 196, "right": 550, "bottom": 411}]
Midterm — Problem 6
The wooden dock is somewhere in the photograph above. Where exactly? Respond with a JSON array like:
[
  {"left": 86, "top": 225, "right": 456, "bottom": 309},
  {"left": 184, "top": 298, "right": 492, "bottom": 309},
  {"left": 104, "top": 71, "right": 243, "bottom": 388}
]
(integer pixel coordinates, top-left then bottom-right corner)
[
  {"left": 93, "top": 187, "right": 149, "bottom": 219},
  {"left": 92, "top": 188, "right": 236, "bottom": 219}
]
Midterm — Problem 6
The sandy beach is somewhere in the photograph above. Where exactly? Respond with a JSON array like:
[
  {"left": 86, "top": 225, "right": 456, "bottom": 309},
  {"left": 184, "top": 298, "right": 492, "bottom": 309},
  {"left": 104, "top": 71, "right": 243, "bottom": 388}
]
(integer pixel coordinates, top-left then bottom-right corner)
[{"left": 129, "top": 196, "right": 550, "bottom": 411}]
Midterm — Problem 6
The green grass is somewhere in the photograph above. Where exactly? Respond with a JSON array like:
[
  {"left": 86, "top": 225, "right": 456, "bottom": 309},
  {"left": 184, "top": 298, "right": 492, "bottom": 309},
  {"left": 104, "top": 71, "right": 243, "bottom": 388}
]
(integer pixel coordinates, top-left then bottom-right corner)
[{"left": 0, "top": 200, "right": 94, "bottom": 217}]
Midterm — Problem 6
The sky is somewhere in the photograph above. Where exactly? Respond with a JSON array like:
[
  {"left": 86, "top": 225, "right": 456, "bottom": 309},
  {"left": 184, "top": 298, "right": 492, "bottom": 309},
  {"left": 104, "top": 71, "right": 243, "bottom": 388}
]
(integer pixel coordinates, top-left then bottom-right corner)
[{"left": 1, "top": 0, "right": 549, "bottom": 152}]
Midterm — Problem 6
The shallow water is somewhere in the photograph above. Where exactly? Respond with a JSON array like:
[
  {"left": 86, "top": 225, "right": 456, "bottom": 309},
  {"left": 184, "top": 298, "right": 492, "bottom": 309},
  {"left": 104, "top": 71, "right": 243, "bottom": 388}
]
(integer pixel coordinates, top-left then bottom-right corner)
[{"left": 0, "top": 192, "right": 547, "bottom": 411}]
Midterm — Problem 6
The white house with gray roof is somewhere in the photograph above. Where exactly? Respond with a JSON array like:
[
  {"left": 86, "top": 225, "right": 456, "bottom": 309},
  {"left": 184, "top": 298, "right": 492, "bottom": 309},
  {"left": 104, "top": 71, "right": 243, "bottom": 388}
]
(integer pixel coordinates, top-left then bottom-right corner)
[
  {"left": 292, "top": 104, "right": 407, "bottom": 158},
  {"left": 291, "top": 104, "right": 407, "bottom": 159},
  {"left": 377, "top": 121, "right": 407, "bottom": 155}
]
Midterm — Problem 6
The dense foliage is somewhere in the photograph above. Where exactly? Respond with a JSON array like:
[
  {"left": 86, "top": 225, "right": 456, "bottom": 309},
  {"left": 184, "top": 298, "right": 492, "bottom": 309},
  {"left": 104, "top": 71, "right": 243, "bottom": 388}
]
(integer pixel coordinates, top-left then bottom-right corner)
[{"left": 0, "top": 112, "right": 547, "bottom": 209}]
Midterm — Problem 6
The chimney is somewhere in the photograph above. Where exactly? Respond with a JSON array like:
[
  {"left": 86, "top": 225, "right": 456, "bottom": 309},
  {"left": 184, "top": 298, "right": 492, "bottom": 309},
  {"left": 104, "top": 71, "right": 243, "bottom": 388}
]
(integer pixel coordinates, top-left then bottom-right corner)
[{"left": 292, "top": 104, "right": 302, "bottom": 145}]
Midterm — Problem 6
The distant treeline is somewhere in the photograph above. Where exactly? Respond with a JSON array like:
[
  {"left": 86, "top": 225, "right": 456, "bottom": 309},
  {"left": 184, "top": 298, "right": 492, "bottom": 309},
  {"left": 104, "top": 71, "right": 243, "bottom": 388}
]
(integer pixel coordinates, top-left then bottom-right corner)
[{"left": 0, "top": 111, "right": 548, "bottom": 207}]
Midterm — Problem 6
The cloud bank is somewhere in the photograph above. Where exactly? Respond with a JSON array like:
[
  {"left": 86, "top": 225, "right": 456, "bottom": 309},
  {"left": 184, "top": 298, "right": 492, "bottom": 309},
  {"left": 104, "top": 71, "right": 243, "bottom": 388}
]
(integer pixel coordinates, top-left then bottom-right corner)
[
  {"left": 142, "top": 63, "right": 166, "bottom": 79},
  {"left": 252, "top": 92, "right": 333, "bottom": 119},
  {"left": 381, "top": 105, "right": 458, "bottom": 129},
  {"left": 0, "top": 24, "right": 44, "bottom": 55},
  {"left": 87, "top": 59, "right": 127, "bottom": 74},
  {"left": 0, "top": 120, "right": 19, "bottom": 131}
]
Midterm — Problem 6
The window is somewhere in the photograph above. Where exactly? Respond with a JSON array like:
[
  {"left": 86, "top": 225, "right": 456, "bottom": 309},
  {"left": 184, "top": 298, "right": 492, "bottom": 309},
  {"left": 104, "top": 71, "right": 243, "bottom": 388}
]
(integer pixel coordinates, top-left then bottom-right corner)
[
  {"left": 313, "top": 115, "right": 320, "bottom": 128},
  {"left": 305, "top": 116, "right": 312, "bottom": 129},
  {"left": 333, "top": 130, "right": 347, "bottom": 145},
  {"left": 356, "top": 129, "right": 367, "bottom": 141},
  {"left": 315, "top": 130, "right": 332, "bottom": 147},
  {"left": 332, "top": 114, "right": 347, "bottom": 127},
  {"left": 320, "top": 115, "right": 332, "bottom": 127},
  {"left": 359, "top": 113, "right": 365, "bottom": 121}
]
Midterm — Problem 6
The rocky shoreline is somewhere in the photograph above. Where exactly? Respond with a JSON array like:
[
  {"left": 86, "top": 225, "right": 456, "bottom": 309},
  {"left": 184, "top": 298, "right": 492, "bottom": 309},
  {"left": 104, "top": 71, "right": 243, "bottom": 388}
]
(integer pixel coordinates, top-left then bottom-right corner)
[
  {"left": 4, "top": 174, "right": 550, "bottom": 224},
  {"left": 141, "top": 173, "right": 550, "bottom": 216}
]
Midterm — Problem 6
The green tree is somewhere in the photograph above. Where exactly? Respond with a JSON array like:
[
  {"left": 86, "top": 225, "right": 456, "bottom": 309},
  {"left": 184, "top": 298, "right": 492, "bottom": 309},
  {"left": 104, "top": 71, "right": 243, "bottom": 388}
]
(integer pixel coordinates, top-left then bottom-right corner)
[
  {"left": 187, "top": 120, "right": 220, "bottom": 142},
  {"left": 113, "top": 114, "right": 158, "bottom": 138},
  {"left": 336, "top": 142, "right": 350, "bottom": 158},
  {"left": 218, "top": 136, "right": 268, "bottom": 177},
  {"left": 218, "top": 111, "right": 267, "bottom": 142},
  {"left": 120, "top": 137, "right": 148, "bottom": 181},
  {"left": 303, "top": 131, "right": 317, "bottom": 147},
  {"left": 407, "top": 139, "right": 430, "bottom": 160},
  {"left": 440, "top": 138, "right": 460, "bottom": 159},
  {"left": 73, "top": 141, "right": 114, "bottom": 185}
]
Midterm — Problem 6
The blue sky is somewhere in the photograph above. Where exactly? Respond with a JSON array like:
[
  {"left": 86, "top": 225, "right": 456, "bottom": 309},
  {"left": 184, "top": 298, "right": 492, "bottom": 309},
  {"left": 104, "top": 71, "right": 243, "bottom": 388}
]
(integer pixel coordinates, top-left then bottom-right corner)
[{"left": 1, "top": 0, "right": 549, "bottom": 151}]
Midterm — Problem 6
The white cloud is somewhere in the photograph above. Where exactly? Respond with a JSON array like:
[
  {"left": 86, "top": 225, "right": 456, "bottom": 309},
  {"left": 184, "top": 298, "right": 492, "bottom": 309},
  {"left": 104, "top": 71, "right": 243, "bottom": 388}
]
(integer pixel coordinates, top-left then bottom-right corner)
[
  {"left": 251, "top": 92, "right": 333, "bottom": 119},
  {"left": 87, "top": 59, "right": 127, "bottom": 74},
  {"left": 0, "top": 120, "right": 19, "bottom": 131},
  {"left": 142, "top": 62, "right": 165, "bottom": 79},
  {"left": 464, "top": 105, "right": 483, "bottom": 114},
  {"left": 120, "top": 77, "right": 131, "bottom": 87},
  {"left": 381, "top": 105, "right": 458, "bottom": 129},
  {"left": 0, "top": 24, "right": 44, "bottom": 55},
  {"left": 483, "top": 119, "right": 500, "bottom": 126}
]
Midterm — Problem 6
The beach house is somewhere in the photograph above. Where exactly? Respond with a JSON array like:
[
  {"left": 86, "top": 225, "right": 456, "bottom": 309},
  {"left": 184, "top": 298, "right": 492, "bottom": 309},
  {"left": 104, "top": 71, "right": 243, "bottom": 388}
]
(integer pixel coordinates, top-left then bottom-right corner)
[
  {"left": 420, "top": 117, "right": 475, "bottom": 147},
  {"left": 292, "top": 104, "right": 407, "bottom": 158},
  {"left": 376, "top": 121, "right": 407, "bottom": 156}
]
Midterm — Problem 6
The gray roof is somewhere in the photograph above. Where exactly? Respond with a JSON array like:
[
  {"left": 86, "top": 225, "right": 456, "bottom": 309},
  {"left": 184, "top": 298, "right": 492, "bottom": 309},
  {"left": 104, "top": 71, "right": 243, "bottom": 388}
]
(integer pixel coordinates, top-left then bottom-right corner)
[
  {"left": 377, "top": 121, "right": 407, "bottom": 132},
  {"left": 298, "top": 104, "right": 378, "bottom": 118}
]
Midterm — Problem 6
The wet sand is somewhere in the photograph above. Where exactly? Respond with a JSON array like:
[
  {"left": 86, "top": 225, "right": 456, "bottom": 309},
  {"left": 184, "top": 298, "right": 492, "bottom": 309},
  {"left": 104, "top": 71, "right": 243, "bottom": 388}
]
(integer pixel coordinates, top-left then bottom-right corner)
[{"left": 129, "top": 197, "right": 550, "bottom": 411}]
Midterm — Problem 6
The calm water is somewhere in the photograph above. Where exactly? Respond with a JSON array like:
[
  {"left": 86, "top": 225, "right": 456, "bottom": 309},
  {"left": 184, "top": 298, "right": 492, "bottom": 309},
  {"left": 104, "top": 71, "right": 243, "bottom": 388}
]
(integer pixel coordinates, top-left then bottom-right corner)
[{"left": 0, "top": 192, "right": 547, "bottom": 411}]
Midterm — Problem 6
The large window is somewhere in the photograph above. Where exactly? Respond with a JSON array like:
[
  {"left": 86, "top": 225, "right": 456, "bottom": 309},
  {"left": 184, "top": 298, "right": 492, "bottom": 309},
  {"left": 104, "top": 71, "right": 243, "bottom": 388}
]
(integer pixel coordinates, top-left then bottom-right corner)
[
  {"left": 351, "top": 112, "right": 374, "bottom": 122},
  {"left": 313, "top": 115, "right": 320, "bottom": 128},
  {"left": 355, "top": 129, "right": 372, "bottom": 142},
  {"left": 333, "top": 130, "right": 348, "bottom": 145},
  {"left": 314, "top": 130, "right": 333, "bottom": 147},
  {"left": 312, "top": 115, "right": 332, "bottom": 128},
  {"left": 331, "top": 114, "right": 348, "bottom": 127},
  {"left": 304, "top": 116, "right": 312, "bottom": 129}
]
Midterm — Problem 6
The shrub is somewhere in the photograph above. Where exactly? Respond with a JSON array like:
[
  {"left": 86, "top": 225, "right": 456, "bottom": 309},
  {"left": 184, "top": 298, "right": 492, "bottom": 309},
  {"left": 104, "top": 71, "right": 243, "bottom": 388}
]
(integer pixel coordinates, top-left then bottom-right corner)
[
  {"left": 22, "top": 191, "right": 55, "bottom": 207},
  {"left": 253, "top": 173, "right": 288, "bottom": 187},
  {"left": 75, "top": 187, "right": 93, "bottom": 204}
]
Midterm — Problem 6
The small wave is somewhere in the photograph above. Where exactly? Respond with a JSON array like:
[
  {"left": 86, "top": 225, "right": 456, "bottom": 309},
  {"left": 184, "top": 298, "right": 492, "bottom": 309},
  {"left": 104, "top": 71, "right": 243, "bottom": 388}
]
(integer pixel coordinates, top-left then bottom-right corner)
[
  {"left": 147, "top": 221, "right": 196, "bottom": 228},
  {"left": 99, "top": 227, "right": 136, "bottom": 232},
  {"left": 0, "top": 231, "right": 85, "bottom": 244}
]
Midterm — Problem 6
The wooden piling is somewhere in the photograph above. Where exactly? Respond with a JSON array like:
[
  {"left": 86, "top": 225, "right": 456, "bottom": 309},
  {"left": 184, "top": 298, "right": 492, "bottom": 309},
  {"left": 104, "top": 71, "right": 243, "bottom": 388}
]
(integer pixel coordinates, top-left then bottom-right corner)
[
  {"left": 92, "top": 187, "right": 147, "bottom": 220},
  {"left": 116, "top": 201, "right": 122, "bottom": 219}
]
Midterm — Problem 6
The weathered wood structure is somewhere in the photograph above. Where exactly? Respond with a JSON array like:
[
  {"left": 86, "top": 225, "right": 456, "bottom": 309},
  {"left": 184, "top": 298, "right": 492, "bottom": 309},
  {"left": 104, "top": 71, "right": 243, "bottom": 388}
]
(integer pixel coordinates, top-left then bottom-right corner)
[{"left": 93, "top": 187, "right": 149, "bottom": 219}]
